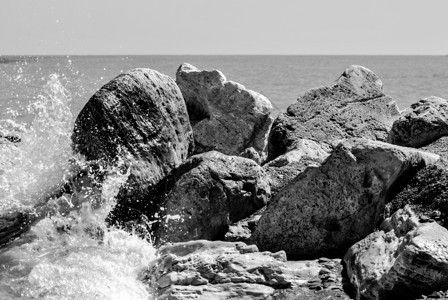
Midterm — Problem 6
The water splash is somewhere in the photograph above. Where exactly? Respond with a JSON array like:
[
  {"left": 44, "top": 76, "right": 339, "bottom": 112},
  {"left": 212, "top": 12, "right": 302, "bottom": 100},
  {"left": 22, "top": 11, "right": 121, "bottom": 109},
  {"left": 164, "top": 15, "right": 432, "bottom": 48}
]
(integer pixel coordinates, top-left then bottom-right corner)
[
  {"left": 0, "top": 74, "right": 74, "bottom": 211},
  {"left": 0, "top": 72, "right": 157, "bottom": 299}
]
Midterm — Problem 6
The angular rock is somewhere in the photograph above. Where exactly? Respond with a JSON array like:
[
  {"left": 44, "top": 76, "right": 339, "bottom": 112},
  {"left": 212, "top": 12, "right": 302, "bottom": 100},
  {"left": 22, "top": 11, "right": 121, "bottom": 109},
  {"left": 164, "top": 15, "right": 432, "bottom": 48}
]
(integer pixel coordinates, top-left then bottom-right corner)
[
  {"left": 388, "top": 96, "right": 448, "bottom": 148},
  {"left": 224, "top": 211, "right": 262, "bottom": 244},
  {"left": 421, "top": 136, "right": 448, "bottom": 169},
  {"left": 154, "top": 151, "right": 271, "bottom": 244},
  {"left": 263, "top": 139, "right": 329, "bottom": 197},
  {"left": 345, "top": 206, "right": 448, "bottom": 299},
  {"left": 254, "top": 138, "right": 439, "bottom": 259},
  {"left": 143, "top": 240, "right": 349, "bottom": 300},
  {"left": 176, "top": 63, "right": 274, "bottom": 158},
  {"left": 72, "top": 68, "right": 194, "bottom": 223},
  {"left": 268, "top": 65, "right": 400, "bottom": 160},
  {"left": 387, "top": 165, "right": 448, "bottom": 226}
]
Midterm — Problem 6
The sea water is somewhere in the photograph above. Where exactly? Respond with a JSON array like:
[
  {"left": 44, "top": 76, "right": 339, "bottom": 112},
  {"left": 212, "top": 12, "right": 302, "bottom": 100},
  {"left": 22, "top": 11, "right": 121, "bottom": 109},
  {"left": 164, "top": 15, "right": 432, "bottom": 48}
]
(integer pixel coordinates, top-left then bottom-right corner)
[
  {"left": 0, "top": 55, "right": 447, "bottom": 298},
  {"left": 0, "top": 65, "right": 156, "bottom": 299}
]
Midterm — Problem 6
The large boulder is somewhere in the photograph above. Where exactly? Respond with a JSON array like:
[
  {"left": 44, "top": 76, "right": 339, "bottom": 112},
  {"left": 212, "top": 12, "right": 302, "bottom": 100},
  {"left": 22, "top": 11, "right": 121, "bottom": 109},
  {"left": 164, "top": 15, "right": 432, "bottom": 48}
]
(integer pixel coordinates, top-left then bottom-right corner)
[
  {"left": 72, "top": 68, "right": 194, "bottom": 222},
  {"left": 254, "top": 138, "right": 439, "bottom": 259},
  {"left": 143, "top": 240, "right": 350, "bottom": 300},
  {"left": 154, "top": 151, "right": 271, "bottom": 244},
  {"left": 176, "top": 63, "right": 274, "bottom": 158},
  {"left": 268, "top": 65, "right": 400, "bottom": 160},
  {"left": 344, "top": 206, "right": 448, "bottom": 299},
  {"left": 388, "top": 96, "right": 448, "bottom": 148}
]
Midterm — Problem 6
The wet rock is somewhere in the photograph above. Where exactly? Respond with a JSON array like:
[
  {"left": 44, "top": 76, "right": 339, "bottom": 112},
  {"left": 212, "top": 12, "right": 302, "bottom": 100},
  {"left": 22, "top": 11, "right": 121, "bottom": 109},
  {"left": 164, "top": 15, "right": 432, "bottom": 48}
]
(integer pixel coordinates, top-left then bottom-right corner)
[
  {"left": 268, "top": 65, "right": 400, "bottom": 160},
  {"left": 72, "top": 68, "right": 194, "bottom": 223},
  {"left": 254, "top": 138, "right": 439, "bottom": 259},
  {"left": 387, "top": 165, "right": 448, "bottom": 227},
  {"left": 263, "top": 139, "right": 329, "bottom": 197},
  {"left": 345, "top": 206, "right": 448, "bottom": 300},
  {"left": 0, "top": 210, "right": 34, "bottom": 246},
  {"left": 154, "top": 151, "right": 271, "bottom": 244},
  {"left": 176, "top": 63, "right": 274, "bottom": 158},
  {"left": 388, "top": 96, "right": 448, "bottom": 148}
]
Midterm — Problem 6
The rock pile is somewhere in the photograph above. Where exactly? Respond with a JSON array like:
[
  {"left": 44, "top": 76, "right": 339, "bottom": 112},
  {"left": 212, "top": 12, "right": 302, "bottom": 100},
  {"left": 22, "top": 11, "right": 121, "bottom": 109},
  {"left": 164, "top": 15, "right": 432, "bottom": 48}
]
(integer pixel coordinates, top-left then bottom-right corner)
[{"left": 6, "top": 63, "right": 448, "bottom": 299}]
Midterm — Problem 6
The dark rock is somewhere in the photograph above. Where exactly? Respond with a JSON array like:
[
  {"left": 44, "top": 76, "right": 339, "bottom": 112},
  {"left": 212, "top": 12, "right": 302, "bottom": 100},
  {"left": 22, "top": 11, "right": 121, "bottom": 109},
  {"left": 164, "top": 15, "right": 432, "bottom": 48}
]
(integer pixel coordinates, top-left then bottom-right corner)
[
  {"left": 254, "top": 138, "right": 439, "bottom": 259},
  {"left": 176, "top": 63, "right": 274, "bottom": 158},
  {"left": 345, "top": 206, "right": 448, "bottom": 300},
  {"left": 421, "top": 136, "right": 448, "bottom": 169},
  {"left": 388, "top": 96, "right": 448, "bottom": 148},
  {"left": 268, "top": 65, "right": 400, "bottom": 160},
  {"left": 154, "top": 151, "right": 271, "bottom": 244},
  {"left": 71, "top": 68, "right": 194, "bottom": 224},
  {"left": 387, "top": 165, "right": 448, "bottom": 227}
]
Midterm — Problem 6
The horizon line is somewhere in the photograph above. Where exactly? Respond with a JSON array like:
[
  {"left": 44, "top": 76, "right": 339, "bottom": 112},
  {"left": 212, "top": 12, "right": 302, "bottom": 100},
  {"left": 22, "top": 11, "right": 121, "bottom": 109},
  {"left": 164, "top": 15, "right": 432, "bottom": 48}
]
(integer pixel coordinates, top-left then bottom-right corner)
[{"left": 1, "top": 53, "right": 447, "bottom": 57}]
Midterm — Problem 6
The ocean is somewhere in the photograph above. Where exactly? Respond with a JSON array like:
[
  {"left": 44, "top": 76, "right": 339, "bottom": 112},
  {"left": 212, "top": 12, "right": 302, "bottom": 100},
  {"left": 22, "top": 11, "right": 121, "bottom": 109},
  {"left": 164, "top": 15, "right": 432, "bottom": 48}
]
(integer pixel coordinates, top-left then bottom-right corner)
[
  {"left": 0, "top": 55, "right": 447, "bottom": 299},
  {"left": 1, "top": 55, "right": 448, "bottom": 123}
]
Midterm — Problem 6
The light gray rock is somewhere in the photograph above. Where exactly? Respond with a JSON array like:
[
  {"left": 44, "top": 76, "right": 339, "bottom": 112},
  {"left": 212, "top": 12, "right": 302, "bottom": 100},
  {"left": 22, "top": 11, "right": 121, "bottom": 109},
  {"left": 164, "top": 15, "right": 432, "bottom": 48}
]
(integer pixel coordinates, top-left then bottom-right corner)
[
  {"left": 143, "top": 240, "right": 349, "bottom": 300},
  {"left": 263, "top": 139, "right": 330, "bottom": 197},
  {"left": 176, "top": 63, "right": 274, "bottom": 158},
  {"left": 344, "top": 206, "right": 448, "bottom": 300},
  {"left": 155, "top": 151, "right": 271, "bottom": 244},
  {"left": 268, "top": 65, "right": 400, "bottom": 160},
  {"left": 254, "top": 138, "right": 439, "bottom": 259},
  {"left": 388, "top": 96, "right": 448, "bottom": 148},
  {"left": 72, "top": 68, "right": 194, "bottom": 223}
]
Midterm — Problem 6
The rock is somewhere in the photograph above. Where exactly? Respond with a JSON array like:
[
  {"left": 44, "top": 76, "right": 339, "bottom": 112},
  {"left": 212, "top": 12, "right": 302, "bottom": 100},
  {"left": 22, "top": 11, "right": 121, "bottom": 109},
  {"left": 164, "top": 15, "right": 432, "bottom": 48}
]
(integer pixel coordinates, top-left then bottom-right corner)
[
  {"left": 72, "top": 68, "right": 194, "bottom": 223},
  {"left": 176, "top": 63, "right": 274, "bottom": 158},
  {"left": 0, "top": 210, "right": 34, "bottom": 246},
  {"left": 239, "top": 147, "right": 262, "bottom": 165},
  {"left": 154, "top": 151, "right": 271, "bottom": 244},
  {"left": 224, "top": 212, "right": 262, "bottom": 244},
  {"left": 143, "top": 240, "right": 349, "bottom": 300},
  {"left": 421, "top": 136, "right": 448, "bottom": 169},
  {"left": 263, "top": 139, "right": 330, "bottom": 197},
  {"left": 254, "top": 138, "right": 439, "bottom": 259},
  {"left": 387, "top": 165, "right": 448, "bottom": 226},
  {"left": 388, "top": 96, "right": 448, "bottom": 148},
  {"left": 344, "top": 206, "right": 448, "bottom": 299},
  {"left": 268, "top": 65, "right": 400, "bottom": 160}
]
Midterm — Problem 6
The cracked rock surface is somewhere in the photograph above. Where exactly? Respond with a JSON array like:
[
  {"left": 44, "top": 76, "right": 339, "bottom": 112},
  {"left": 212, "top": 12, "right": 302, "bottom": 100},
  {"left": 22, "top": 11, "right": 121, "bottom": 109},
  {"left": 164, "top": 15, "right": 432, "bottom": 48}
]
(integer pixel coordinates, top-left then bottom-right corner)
[
  {"left": 143, "top": 240, "right": 350, "bottom": 300},
  {"left": 254, "top": 138, "right": 439, "bottom": 259},
  {"left": 345, "top": 206, "right": 448, "bottom": 300},
  {"left": 388, "top": 96, "right": 448, "bottom": 148},
  {"left": 154, "top": 151, "right": 271, "bottom": 244},
  {"left": 176, "top": 63, "right": 274, "bottom": 158},
  {"left": 268, "top": 65, "right": 400, "bottom": 160}
]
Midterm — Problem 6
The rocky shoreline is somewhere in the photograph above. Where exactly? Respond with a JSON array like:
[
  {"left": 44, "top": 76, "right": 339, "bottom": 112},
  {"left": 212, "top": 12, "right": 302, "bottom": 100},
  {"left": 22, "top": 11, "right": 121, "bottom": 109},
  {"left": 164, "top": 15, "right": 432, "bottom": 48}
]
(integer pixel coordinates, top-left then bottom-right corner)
[{"left": 2, "top": 63, "right": 448, "bottom": 299}]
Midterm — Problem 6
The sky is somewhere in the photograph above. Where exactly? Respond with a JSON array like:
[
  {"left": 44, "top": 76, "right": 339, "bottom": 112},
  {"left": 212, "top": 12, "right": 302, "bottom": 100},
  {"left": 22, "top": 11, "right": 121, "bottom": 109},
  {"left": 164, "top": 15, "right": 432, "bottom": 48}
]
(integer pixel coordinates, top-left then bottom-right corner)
[{"left": 1, "top": 0, "right": 448, "bottom": 55}]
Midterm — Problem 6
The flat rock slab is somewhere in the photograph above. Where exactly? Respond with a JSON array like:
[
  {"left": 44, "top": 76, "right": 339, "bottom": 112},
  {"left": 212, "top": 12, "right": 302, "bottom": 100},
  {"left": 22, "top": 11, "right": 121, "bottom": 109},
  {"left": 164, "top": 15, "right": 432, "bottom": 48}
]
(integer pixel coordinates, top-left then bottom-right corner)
[
  {"left": 268, "top": 65, "right": 400, "bottom": 160},
  {"left": 345, "top": 207, "right": 448, "bottom": 299},
  {"left": 254, "top": 138, "right": 439, "bottom": 259},
  {"left": 176, "top": 63, "right": 274, "bottom": 158},
  {"left": 143, "top": 240, "right": 349, "bottom": 300},
  {"left": 388, "top": 96, "right": 448, "bottom": 148}
]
